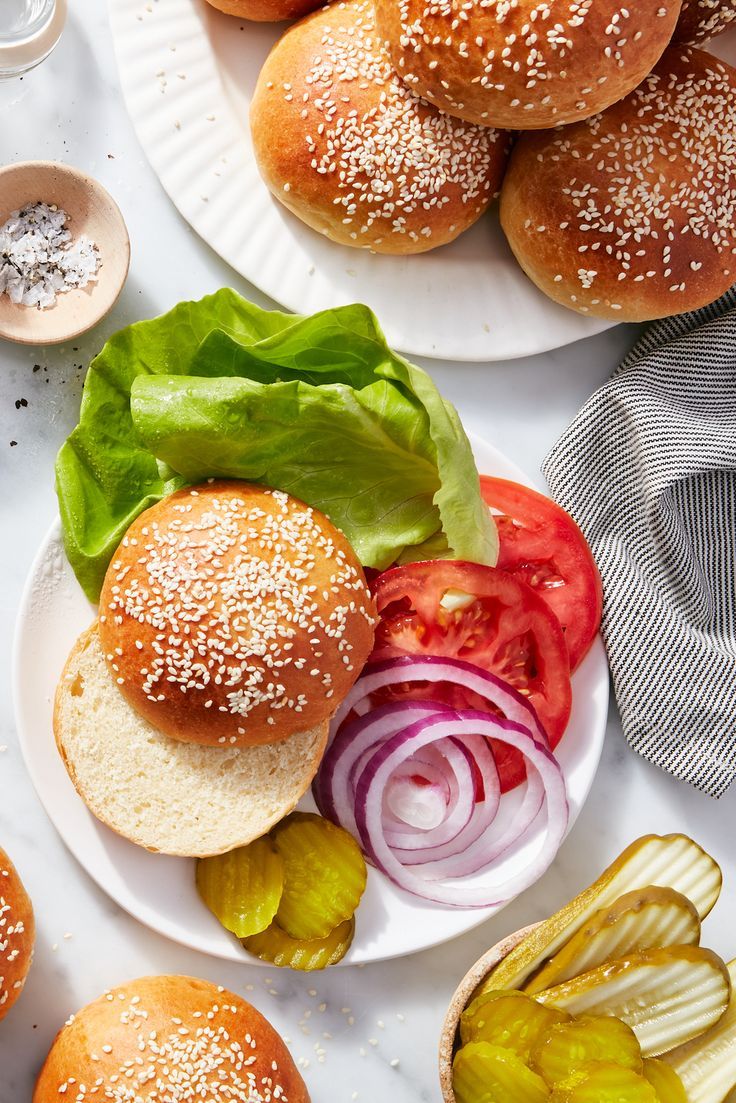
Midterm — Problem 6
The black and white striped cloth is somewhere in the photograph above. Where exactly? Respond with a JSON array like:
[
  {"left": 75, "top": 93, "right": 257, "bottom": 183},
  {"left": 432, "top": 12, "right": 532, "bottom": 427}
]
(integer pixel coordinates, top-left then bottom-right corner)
[{"left": 543, "top": 288, "right": 736, "bottom": 797}]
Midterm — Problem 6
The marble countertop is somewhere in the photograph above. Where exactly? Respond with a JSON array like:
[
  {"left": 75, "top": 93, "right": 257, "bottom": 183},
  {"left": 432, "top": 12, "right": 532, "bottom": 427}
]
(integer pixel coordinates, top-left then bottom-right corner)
[{"left": 2, "top": 4, "right": 736, "bottom": 1100}]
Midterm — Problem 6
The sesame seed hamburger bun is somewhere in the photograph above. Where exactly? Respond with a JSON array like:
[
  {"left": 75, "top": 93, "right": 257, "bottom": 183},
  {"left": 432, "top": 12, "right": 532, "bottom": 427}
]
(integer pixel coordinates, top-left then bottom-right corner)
[
  {"left": 204, "top": 0, "right": 322, "bottom": 22},
  {"left": 499, "top": 46, "right": 736, "bottom": 322},
  {"left": 674, "top": 0, "right": 736, "bottom": 43},
  {"left": 54, "top": 624, "right": 328, "bottom": 856},
  {"left": 250, "top": 0, "right": 510, "bottom": 254},
  {"left": 98, "top": 481, "right": 376, "bottom": 749},
  {"left": 33, "top": 975, "right": 310, "bottom": 1103},
  {"left": 374, "top": 0, "right": 682, "bottom": 130},
  {"left": 0, "top": 848, "right": 34, "bottom": 1022}
]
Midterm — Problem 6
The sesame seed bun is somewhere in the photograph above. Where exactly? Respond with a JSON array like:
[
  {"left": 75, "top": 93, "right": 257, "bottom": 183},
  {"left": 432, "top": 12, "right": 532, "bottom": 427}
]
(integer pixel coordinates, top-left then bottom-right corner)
[
  {"left": 250, "top": 0, "right": 510, "bottom": 254},
  {"left": 33, "top": 975, "right": 310, "bottom": 1103},
  {"left": 54, "top": 623, "right": 328, "bottom": 856},
  {"left": 499, "top": 45, "right": 736, "bottom": 322},
  {"left": 375, "top": 0, "right": 681, "bottom": 130},
  {"left": 0, "top": 847, "right": 34, "bottom": 1022},
  {"left": 204, "top": 0, "right": 322, "bottom": 22},
  {"left": 674, "top": 0, "right": 736, "bottom": 43},
  {"left": 98, "top": 482, "right": 376, "bottom": 749}
]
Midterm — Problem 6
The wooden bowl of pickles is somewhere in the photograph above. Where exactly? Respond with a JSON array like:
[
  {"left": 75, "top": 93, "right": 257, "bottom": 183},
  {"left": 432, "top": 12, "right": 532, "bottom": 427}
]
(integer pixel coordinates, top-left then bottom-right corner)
[{"left": 439, "top": 833, "right": 736, "bottom": 1103}]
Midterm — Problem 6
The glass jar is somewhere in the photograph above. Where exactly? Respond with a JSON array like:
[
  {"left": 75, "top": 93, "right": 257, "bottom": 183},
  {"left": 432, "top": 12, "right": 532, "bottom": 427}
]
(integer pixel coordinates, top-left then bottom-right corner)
[{"left": 0, "top": 0, "right": 67, "bottom": 80}]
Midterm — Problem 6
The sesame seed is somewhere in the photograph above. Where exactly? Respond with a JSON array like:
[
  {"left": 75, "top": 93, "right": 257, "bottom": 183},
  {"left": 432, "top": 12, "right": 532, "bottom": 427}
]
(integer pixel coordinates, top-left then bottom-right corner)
[
  {"left": 45, "top": 986, "right": 292, "bottom": 1102},
  {"left": 260, "top": 0, "right": 505, "bottom": 246},
  {"left": 677, "top": 0, "right": 736, "bottom": 45},
  {"left": 512, "top": 45, "right": 736, "bottom": 312},
  {"left": 384, "top": 0, "right": 677, "bottom": 126},
  {"left": 101, "top": 485, "right": 376, "bottom": 744},
  {"left": 0, "top": 865, "right": 31, "bottom": 1015}
]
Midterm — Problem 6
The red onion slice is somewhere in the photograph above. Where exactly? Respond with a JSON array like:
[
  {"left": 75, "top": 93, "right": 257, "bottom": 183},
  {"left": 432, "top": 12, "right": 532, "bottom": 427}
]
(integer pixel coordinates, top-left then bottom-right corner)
[
  {"left": 316, "top": 700, "right": 502, "bottom": 857},
  {"left": 384, "top": 736, "right": 497, "bottom": 852},
  {"left": 402, "top": 756, "right": 545, "bottom": 877},
  {"left": 333, "top": 655, "right": 549, "bottom": 748},
  {"left": 352, "top": 711, "right": 568, "bottom": 907},
  {"left": 314, "top": 702, "right": 443, "bottom": 837},
  {"left": 385, "top": 775, "right": 447, "bottom": 831},
  {"left": 392, "top": 736, "right": 502, "bottom": 863}
]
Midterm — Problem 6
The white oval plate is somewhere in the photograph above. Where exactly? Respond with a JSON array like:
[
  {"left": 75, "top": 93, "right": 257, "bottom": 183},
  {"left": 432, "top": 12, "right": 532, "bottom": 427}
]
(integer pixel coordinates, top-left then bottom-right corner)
[
  {"left": 13, "top": 435, "right": 608, "bottom": 964},
  {"left": 107, "top": 0, "right": 618, "bottom": 361}
]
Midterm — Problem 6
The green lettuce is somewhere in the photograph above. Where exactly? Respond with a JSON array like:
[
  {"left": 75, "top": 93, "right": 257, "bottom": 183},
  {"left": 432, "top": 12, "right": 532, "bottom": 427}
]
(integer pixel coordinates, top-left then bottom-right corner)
[{"left": 56, "top": 290, "right": 497, "bottom": 601}]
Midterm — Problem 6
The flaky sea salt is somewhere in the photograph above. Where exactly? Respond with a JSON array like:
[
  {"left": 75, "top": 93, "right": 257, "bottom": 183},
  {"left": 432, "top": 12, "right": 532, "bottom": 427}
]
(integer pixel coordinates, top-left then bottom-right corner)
[{"left": 0, "top": 201, "right": 100, "bottom": 309}]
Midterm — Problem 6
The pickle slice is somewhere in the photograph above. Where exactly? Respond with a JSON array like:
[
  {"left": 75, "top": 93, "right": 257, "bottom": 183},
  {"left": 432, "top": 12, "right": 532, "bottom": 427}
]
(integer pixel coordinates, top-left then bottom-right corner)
[
  {"left": 663, "top": 958, "right": 736, "bottom": 1103},
  {"left": 453, "top": 1042, "right": 550, "bottom": 1103},
  {"left": 460, "top": 989, "right": 570, "bottom": 1062},
  {"left": 242, "top": 916, "right": 355, "bottom": 970},
  {"left": 642, "top": 1059, "right": 687, "bottom": 1103},
  {"left": 483, "top": 835, "right": 721, "bottom": 993},
  {"left": 531, "top": 1014, "right": 642, "bottom": 1087},
  {"left": 196, "top": 836, "right": 284, "bottom": 938},
  {"left": 535, "top": 945, "right": 730, "bottom": 1056},
  {"left": 272, "top": 812, "right": 366, "bottom": 940},
  {"left": 525, "top": 887, "right": 701, "bottom": 995},
  {"left": 550, "top": 1064, "right": 659, "bottom": 1103}
]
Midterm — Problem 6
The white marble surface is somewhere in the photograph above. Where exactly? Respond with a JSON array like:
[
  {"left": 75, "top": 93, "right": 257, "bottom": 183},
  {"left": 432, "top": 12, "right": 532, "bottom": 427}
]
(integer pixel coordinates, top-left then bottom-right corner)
[{"left": 1, "top": 4, "right": 736, "bottom": 1100}]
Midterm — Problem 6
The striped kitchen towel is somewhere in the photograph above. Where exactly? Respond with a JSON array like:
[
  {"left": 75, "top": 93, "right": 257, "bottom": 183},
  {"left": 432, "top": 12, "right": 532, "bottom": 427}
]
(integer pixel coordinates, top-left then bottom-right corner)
[{"left": 543, "top": 287, "right": 736, "bottom": 797}]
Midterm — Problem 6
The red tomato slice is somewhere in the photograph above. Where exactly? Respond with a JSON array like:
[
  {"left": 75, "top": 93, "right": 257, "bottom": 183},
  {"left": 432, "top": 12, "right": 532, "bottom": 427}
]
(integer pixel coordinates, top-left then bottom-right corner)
[
  {"left": 370, "top": 560, "right": 572, "bottom": 791},
  {"left": 480, "top": 477, "right": 603, "bottom": 671}
]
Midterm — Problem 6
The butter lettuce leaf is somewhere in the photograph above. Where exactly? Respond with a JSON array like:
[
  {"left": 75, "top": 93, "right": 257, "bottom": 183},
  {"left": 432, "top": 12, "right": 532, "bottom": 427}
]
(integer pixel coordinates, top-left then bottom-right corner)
[{"left": 56, "top": 290, "right": 497, "bottom": 600}]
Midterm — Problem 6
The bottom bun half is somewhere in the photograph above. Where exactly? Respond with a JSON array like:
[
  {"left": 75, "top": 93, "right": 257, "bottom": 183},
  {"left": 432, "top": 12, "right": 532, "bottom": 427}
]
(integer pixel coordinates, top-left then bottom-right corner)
[{"left": 54, "top": 624, "right": 328, "bottom": 857}]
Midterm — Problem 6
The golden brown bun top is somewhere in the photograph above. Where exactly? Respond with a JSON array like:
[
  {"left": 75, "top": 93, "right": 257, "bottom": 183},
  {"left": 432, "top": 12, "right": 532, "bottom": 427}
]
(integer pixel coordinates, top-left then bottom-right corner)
[
  {"left": 0, "top": 846, "right": 34, "bottom": 1022},
  {"left": 98, "top": 481, "right": 376, "bottom": 749},
  {"left": 34, "top": 975, "right": 310, "bottom": 1103},
  {"left": 250, "top": 0, "right": 509, "bottom": 254},
  {"left": 203, "top": 0, "right": 322, "bottom": 22},
  {"left": 674, "top": 0, "right": 736, "bottom": 42},
  {"left": 375, "top": 0, "right": 682, "bottom": 129},
  {"left": 500, "top": 45, "right": 736, "bottom": 322}
]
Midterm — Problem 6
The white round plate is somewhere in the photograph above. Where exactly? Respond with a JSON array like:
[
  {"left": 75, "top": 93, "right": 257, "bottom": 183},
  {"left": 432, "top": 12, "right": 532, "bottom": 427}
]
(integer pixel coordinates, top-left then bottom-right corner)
[
  {"left": 13, "top": 435, "right": 609, "bottom": 964},
  {"left": 106, "top": 0, "right": 618, "bottom": 361}
]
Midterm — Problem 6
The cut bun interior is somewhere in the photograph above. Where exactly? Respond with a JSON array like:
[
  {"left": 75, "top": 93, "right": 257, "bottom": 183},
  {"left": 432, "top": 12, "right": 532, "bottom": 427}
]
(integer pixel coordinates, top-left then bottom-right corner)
[{"left": 54, "top": 624, "right": 328, "bottom": 857}]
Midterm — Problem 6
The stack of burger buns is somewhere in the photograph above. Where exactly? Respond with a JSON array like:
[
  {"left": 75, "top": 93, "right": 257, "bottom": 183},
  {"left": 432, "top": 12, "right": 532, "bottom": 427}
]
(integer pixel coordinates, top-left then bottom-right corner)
[
  {"left": 54, "top": 481, "right": 376, "bottom": 857},
  {"left": 34, "top": 975, "right": 310, "bottom": 1102},
  {"left": 209, "top": 0, "right": 736, "bottom": 321},
  {"left": 0, "top": 847, "right": 34, "bottom": 1022}
]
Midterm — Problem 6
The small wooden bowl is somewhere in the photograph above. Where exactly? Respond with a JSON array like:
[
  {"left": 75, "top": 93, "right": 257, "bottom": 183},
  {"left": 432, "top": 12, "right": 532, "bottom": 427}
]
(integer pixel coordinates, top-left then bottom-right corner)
[
  {"left": 438, "top": 923, "right": 540, "bottom": 1103},
  {"left": 0, "top": 161, "right": 130, "bottom": 345}
]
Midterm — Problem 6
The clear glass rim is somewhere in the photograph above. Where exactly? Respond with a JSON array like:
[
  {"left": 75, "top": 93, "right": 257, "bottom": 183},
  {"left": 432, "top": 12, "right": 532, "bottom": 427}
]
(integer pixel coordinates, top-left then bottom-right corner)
[{"left": 0, "top": 1, "right": 56, "bottom": 46}]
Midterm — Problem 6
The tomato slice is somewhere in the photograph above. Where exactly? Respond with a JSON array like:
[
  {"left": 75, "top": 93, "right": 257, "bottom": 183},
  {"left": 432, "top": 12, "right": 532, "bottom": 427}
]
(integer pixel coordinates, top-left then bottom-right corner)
[
  {"left": 370, "top": 560, "right": 572, "bottom": 791},
  {"left": 480, "top": 477, "right": 603, "bottom": 671}
]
